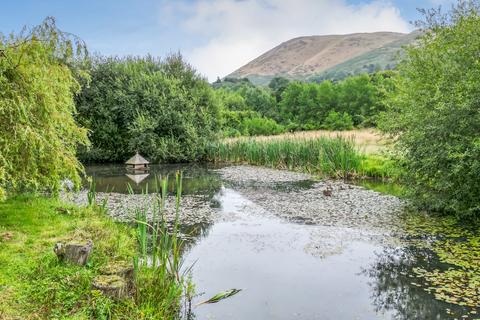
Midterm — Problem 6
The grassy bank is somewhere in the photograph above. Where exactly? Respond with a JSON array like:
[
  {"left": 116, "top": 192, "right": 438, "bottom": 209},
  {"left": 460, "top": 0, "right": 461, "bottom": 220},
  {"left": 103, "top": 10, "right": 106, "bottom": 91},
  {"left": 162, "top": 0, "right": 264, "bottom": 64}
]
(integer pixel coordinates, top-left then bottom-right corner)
[
  {"left": 224, "top": 129, "right": 386, "bottom": 155},
  {"left": 207, "top": 136, "right": 393, "bottom": 179},
  {"left": 0, "top": 193, "right": 189, "bottom": 319}
]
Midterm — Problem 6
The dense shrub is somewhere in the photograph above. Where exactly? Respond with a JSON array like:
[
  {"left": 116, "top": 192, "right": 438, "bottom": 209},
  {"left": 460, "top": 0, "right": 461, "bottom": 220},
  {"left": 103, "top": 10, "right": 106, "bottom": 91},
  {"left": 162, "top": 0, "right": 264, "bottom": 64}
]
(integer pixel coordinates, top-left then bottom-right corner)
[
  {"left": 220, "top": 110, "right": 284, "bottom": 137},
  {"left": 323, "top": 111, "right": 354, "bottom": 130},
  {"left": 76, "top": 54, "right": 221, "bottom": 163},
  {"left": 380, "top": 4, "right": 480, "bottom": 221},
  {"left": 242, "top": 117, "right": 285, "bottom": 136},
  {"left": 0, "top": 18, "right": 89, "bottom": 197}
]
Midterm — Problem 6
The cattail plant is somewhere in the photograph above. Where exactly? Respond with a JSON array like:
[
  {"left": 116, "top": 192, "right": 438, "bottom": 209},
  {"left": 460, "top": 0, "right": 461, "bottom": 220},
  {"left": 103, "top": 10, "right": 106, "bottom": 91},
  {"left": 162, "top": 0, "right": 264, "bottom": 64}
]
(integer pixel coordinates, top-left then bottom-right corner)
[{"left": 130, "top": 172, "right": 193, "bottom": 319}]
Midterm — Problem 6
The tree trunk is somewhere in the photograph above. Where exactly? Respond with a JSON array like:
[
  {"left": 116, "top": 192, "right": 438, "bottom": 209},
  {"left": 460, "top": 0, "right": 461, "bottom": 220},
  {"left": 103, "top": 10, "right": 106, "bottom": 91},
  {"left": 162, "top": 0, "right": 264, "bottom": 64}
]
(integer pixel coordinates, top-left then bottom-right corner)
[
  {"left": 54, "top": 240, "right": 93, "bottom": 266},
  {"left": 99, "top": 261, "right": 135, "bottom": 291},
  {"left": 92, "top": 275, "right": 128, "bottom": 299}
]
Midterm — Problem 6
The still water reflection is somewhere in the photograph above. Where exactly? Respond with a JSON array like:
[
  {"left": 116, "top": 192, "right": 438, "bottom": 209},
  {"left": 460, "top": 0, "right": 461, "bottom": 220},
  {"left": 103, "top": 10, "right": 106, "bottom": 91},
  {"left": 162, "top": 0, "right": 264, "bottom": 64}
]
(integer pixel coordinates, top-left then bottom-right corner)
[
  {"left": 86, "top": 164, "right": 475, "bottom": 319},
  {"left": 85, "top": 163, "right": 223, "bottom": 195}
]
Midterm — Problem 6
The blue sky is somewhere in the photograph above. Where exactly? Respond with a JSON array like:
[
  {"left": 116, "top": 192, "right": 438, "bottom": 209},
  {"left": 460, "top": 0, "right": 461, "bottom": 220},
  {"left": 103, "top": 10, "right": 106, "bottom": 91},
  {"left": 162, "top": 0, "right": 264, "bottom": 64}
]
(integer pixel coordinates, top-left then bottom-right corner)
[{"left": 0, "top": 0, "right": 454, "bottom": 80}]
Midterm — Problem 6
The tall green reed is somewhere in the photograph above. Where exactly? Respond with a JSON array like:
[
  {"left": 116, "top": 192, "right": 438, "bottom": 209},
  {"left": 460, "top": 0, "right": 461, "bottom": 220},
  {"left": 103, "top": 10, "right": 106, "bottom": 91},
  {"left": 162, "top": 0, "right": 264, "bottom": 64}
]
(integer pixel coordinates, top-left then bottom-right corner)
[
  {"left": 87, "top": 178, "right": 96, "bottom": 207},
  {"left": 130, "top": 172, "right": 193, "bottom": 319},
  {"left": 207, "top": 136, "right": 363, "bottom": 179}
]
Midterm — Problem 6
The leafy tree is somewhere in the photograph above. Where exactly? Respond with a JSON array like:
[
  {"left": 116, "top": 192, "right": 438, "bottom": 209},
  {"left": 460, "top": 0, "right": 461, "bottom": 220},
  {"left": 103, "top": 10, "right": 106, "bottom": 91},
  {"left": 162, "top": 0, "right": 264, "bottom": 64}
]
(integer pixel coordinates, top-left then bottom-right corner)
[
  {"left": 268, "top": 76, "right": 290, "bottom": 102},
  {"left": 323, "top": 111, "right": 354, "bottom": 130},
  {"left": 76, "top": 54, "right": 221, "bottom": 163},
  {"left": 240, "top": 86, "right": 277, "bottom": 119},
  {"left": 216, "top": 89, "right": 248, "bottom": 111},
  {"left": 280, "top": 81, "right": 335, "bottom": 129},
  {"left": 336, "top": 74, "right": 377, "bottom": 126},
  {"left": 380, "top": 1, "right": 480, "bottom": 220},
  {"left": 0, "top": 17, "right": 89, "bottom": 198}
]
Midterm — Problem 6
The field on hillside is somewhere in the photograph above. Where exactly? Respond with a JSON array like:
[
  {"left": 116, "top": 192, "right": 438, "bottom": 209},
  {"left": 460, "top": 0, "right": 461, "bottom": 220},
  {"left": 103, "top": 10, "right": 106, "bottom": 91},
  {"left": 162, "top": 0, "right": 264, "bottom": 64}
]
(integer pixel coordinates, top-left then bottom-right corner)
[{"left": 224, "top": 129, "right": 386, "bottom": 155}]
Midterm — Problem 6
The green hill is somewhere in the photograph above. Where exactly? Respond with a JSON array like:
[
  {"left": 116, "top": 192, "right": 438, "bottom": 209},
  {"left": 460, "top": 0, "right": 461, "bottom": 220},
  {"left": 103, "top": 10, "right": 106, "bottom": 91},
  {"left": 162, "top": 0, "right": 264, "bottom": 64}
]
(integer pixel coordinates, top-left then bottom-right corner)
[
  {"left": 225, "top": 31, "right": 420, "bottom": 85},
  {"left": 307, "top": 31, "right": 422, "bottom": 82}
]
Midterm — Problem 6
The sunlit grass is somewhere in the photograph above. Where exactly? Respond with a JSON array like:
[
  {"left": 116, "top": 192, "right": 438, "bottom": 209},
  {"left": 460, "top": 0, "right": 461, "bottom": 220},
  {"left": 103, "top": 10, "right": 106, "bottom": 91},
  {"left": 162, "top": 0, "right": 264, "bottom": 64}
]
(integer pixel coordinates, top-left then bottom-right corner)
[
  {"left": 0, "top": 195, "right": 135, "bottom": 318},
  {"left": 224, "top": 128, "right": 386, "bottom": 155}
]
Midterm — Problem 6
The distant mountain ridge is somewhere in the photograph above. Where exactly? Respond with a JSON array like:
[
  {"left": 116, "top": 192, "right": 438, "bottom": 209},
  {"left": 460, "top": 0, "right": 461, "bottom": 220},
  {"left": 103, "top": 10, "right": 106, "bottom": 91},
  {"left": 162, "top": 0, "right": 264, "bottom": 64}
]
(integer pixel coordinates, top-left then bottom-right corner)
[{"left": 227, "top": 31, "right": 419, "bottom": 85}]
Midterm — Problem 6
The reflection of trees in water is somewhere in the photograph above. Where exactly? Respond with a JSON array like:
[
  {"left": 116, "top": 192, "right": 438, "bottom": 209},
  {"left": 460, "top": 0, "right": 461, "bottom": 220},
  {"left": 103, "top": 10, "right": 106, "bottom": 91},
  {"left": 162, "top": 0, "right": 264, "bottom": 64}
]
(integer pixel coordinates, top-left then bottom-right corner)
[
  {"left": 84, "top": 163, "right": 224, "bottom": 196},
  {"left": 179, "top": 221, "right": 214, "bottom": 253},
  {"left": 363, "top": 245, "right": 469, "bottom": 320}
]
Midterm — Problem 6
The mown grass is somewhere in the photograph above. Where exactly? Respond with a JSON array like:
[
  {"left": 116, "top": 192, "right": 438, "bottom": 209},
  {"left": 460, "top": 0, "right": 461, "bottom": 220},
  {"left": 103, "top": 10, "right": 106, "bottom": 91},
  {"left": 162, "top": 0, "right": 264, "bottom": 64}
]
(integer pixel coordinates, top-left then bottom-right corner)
[{"left": 0, "top": 191, "right": 190, "bottom": 319}]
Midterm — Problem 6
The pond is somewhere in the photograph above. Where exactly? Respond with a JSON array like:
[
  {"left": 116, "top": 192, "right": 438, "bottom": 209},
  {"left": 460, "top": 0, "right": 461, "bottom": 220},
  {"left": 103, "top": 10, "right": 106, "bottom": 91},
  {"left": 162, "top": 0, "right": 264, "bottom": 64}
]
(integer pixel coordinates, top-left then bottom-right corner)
[{"left": 83, "top": 164, "right": 477, "bottom": 320}]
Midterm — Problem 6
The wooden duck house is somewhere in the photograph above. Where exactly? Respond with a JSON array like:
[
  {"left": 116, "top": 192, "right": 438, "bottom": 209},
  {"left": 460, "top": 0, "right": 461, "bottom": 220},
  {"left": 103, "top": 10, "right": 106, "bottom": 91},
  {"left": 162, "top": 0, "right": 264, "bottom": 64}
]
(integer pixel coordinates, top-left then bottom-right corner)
[
  {"left": 125, "top": 173, "right": 149, "bottom": 184},
  {"left": 126, "top": 153, "right": 149, "bottom": 171}
]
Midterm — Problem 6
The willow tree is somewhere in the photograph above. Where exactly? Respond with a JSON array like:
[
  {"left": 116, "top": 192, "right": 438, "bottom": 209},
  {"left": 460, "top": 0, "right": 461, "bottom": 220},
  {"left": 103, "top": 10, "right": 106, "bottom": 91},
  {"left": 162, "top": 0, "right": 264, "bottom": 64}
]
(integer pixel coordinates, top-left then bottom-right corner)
[{"left": 0, "top": 17, "right": 89, "bottom": 198}]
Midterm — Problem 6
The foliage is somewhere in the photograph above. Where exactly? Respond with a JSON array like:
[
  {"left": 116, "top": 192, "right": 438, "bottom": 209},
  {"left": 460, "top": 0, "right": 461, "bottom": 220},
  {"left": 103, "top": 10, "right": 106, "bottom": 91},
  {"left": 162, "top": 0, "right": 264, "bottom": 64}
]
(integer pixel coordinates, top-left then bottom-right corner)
[
  {"left": 336, "top": 73, "right": 383, "bottom": 126},
  {"left": 322, "top": 111, "right": 354, "bottom": 130},
  {"left": 359, "top": 154, "right": 401, "bottom": 180},
  {"left": 277, "top": 74, "right": 390, "bottom": 130},
  {"left": 268, "top": 76, "right": 290, "bottom": 102},
  {"left": 380, "top": 3, "right": 480, "bottom": 221},
  {"left": 220, "top": 109, "right": 258, "bottom": 137},
  {"left": 215, "top": 71, "right": 392, "bottom": 138},
  {"left": 76, "top": 54, "right": 221, "bottom": 163},
  {"left": 196, "top": 289, "right": 242, "bottom": 306},
  {"left": 241, "top": 117, "right": 285, "bottom": 136},
  {"left": 217, "top": 88, "right": 285, "bottom": 137},
  {"left": 211, "top": 77, "right": 253, "bottom": 90},
  {"left": 215, "top": 89, "right": 248, "bottom": 111},
  {"left": 0, "top": 17, "right": 89, "bottom": 197},
  {"left": 207, "top": 136, "right": 363, "bottom": 179},
  {"left": 238, "top": 85, "right": 278, "bottom": 119}
]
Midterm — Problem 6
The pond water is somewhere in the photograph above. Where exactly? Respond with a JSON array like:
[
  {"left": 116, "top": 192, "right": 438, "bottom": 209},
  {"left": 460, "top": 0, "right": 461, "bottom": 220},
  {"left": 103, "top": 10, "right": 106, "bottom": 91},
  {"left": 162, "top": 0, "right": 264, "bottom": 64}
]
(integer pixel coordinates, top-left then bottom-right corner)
[{"left": 84, "top": 164, "right": 476, "bottom": 320}]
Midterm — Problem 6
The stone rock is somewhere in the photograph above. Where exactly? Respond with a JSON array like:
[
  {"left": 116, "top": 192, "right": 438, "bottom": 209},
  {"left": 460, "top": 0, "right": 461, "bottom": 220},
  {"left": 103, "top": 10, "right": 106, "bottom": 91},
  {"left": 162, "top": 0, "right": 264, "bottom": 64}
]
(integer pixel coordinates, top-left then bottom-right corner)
[{"left": 54, "top": 240, "right": 93, "bottom": 266}]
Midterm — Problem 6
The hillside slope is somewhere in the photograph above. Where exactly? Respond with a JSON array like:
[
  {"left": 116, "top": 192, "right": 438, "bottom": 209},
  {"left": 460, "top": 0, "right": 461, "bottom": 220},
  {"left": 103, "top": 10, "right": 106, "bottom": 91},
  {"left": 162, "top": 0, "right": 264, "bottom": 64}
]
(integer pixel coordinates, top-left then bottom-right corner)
[
  {"left": 227, "top": 31, "right": 418, "bottom": 85},
  {"left": 308, "top": 31, "right": 422, "bottom": 82}
]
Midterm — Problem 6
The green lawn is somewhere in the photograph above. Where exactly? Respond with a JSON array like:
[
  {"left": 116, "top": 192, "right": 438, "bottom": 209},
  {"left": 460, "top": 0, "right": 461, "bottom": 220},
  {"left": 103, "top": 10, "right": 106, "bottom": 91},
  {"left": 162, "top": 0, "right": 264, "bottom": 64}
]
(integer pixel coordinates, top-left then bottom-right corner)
[{"left": 0, "top": 195, "right": 135, "bottom": 319}]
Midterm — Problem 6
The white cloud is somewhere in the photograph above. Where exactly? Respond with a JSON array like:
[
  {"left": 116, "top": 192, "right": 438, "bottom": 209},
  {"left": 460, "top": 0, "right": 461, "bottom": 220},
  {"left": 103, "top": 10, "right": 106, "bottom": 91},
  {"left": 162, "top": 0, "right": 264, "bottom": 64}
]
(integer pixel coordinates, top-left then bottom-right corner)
[{"left": 168, "top": 0, "right": 412, "bottom": 81}]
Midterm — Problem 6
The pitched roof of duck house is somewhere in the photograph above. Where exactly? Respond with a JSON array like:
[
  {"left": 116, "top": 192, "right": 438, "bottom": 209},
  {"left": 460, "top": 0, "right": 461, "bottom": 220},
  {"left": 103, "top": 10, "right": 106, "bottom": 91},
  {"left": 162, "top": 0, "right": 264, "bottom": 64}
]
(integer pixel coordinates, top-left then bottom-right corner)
[
  {"left": 125, "top": 153, "right": 149, "bottom": 165},
  {"left": 126, "top": 173, "right": 149, "bottom": 184}
]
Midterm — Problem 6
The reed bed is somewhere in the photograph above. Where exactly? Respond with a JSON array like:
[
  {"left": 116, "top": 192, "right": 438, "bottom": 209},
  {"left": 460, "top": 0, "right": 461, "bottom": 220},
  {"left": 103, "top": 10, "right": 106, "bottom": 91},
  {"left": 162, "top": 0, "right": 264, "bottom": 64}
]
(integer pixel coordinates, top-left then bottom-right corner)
[
  {"left": 130, "top": 172, "right": 194, "bottom": 319},
  {"left": 207, "top": 136, "right": 363, "bottom": 179},
  {"left": 224, "top": 128, "right": 386, "bottom": 155}
]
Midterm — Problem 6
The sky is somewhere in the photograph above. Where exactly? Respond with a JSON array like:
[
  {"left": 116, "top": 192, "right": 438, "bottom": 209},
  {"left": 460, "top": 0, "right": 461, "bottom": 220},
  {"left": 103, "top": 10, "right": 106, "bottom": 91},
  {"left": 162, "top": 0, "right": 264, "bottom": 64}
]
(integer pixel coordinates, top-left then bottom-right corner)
[{"left": 0, "top": 0, "right": 455, "bottom": 81}]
